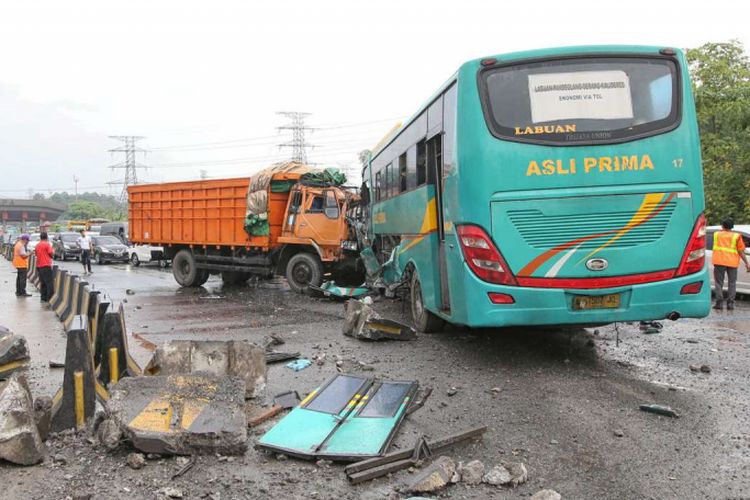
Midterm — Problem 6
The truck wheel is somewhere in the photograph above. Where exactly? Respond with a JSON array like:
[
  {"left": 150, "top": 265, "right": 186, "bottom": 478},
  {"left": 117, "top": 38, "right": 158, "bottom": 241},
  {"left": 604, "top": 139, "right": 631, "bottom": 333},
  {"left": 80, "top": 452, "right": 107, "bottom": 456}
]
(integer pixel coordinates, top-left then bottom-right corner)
[
  {"left": 172, "top": 249, "right": 206, "bottom": 287},
  {"left": 130, "top": 254, "right": 140, "bottom": 267},
  {"left": 221, "top": 271, "right": 249, "bottom": 286},
  {"left": 286, "top": 253, "right": 322, "bottom": 294},
  {"left": 410, "top": 272, "right": 444, "bottom": 333}
]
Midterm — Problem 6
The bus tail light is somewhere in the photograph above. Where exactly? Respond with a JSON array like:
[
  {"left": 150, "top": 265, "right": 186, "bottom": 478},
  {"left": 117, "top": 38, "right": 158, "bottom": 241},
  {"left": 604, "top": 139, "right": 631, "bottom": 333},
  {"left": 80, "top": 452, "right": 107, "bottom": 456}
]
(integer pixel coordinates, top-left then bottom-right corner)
[
  {"left": 457, "top": 225, "right": 518, "bottom": 286},
  {"left": 675, "top": 214, "right": 706, "bottom": 277},
  {"left": 488, "top": 292, "right": 515, "bottom": 304},
  {"left": 680, "top": 281, "right": 703, "bottom": 294}
]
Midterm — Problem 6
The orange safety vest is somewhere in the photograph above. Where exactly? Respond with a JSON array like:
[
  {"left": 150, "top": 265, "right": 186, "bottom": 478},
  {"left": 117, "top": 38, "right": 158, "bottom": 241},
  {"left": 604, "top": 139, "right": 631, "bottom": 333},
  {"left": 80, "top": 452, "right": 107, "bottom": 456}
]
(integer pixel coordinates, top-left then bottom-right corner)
[
  {"left": 12, "top": 241, "right": 29, "bottom": 269},
  {"left": 712, "top": 230, "right": 744, "bottom": 268}
]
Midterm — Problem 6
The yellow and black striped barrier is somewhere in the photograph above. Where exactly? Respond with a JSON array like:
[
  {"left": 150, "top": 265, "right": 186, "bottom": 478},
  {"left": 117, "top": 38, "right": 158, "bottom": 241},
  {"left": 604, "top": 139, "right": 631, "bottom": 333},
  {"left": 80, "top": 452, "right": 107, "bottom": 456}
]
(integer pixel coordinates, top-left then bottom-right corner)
[
  {"left": 49, "top": 315, "right": 109, "bottom": 433},
  {"left": 27, "top": 254, "right": 39, "bottom": 288},
  {"left": 94, "top": 303, "right": 142, "bottom": 387},
  {"left": 54, "top": 273, "right": 75, "bottom": 320},
  {"left": 49, "top": 268, "right": 68, "bottom": 311}
]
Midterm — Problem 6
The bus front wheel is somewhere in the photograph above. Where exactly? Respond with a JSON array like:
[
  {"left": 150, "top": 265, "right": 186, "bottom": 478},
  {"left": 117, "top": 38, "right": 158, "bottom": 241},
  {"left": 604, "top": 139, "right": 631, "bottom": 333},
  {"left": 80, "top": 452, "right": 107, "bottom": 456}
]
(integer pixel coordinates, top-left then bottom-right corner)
[{"left": 410, "top": 273, "right": 445, "bottom": 333}]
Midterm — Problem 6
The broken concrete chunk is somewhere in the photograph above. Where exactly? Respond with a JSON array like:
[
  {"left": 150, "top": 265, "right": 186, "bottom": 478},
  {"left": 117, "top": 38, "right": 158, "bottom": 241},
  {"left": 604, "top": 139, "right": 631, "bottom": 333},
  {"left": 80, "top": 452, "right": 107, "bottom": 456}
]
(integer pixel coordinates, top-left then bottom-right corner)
[
  {"left": 504, "top": 462, "right": 529, "bottom": 486},
  {"left": 107, "top": 375, "right": 247, "bottom": 455},
  {"left": 343, "top": 300, "right": 416, "bottom": 341},
  {"left": 97, "top": 418, "right": 122, "bottom": 450},
  {"left": 126, "top": 452, "right": 146, "bottom": 470},
  {"left": 405, "top": 456, "right": 456, "bottom": 493},
  {"left": 483, "top": 464, "right": 512, "bottom": 486},
  {"left": 531, "top": 489, "right": 562, "bottom": 500},
  {"left": 33, "top": 396, "right": 52, "bottom": 441},
  {"left": 459, "top": 459, "right": 485, "bottom": 485},
  {"left": 0, "top": 373, "right": 45, "bottom": 465},
  {"left": 0, "top": 327, "right": 30, "bottom": 378},
  {"left": 144, "top": 340, "right": 266, "bottom": 399}
]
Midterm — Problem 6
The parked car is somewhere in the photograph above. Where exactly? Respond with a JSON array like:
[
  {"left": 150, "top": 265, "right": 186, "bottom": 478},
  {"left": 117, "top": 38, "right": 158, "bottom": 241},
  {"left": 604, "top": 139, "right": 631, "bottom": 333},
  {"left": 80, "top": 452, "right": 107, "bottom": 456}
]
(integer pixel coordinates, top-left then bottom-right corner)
[
  {"left": 100, "top": 222, "right": 129, "bottom": 245},
  {"left": 92, "top": 235, "right": 129, "bottom": 264},
  {"left": 53, "top": 232, "right": 82, "bottom": 261},
  {"left": 128, "top": 244, "right": 169, "bottom": 267},
  {"left": 706, "top": 224, "right": 750, "bottom": 295}
]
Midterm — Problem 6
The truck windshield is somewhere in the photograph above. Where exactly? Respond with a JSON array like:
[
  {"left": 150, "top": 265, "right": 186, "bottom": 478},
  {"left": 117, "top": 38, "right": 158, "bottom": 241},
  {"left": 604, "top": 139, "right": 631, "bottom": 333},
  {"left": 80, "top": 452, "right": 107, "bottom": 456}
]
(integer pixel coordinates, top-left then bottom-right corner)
[{"left": 480, "top": 56, "right": 679, "bottom": 145}]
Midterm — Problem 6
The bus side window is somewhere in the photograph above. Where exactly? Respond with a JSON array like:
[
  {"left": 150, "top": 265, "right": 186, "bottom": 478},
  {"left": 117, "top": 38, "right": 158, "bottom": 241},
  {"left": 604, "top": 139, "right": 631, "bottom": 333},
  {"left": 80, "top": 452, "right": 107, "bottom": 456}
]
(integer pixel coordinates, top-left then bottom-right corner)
[
  {"left": 384, "top": 163, "right": 392, "bottom": 199},
  {"left": 416, "top": 140, "right": 427, "bottom": 186},
  {"left": 399, "top": 153, "right": 407, "bottom": 193},
  {"left": 407, "top": 145, "right": 417, "bottom": 190},
  {"left": 426, "top": 134, "right": 442, "bottom": 185},
  {"left": 375, "top": 172, "right": 382, "bottom": 201}
]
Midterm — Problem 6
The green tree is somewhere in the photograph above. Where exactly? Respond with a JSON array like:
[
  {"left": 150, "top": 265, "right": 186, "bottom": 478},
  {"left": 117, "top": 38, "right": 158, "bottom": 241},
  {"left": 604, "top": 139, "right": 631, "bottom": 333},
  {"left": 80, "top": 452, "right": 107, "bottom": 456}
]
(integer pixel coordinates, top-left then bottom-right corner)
[
  {"left": 66, "top": 200, "right": 103, "bottom": 220},
  {"left": 687, "top": 41, "right": 750, "bottom": 223}
]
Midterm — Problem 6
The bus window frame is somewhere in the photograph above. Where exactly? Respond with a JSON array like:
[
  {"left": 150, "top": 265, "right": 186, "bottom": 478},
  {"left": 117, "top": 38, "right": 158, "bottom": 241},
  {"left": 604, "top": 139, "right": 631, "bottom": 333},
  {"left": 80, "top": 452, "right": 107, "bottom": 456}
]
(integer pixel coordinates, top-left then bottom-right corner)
[{"left": 476, "top": 52, "right": 683, "bottom": 147}]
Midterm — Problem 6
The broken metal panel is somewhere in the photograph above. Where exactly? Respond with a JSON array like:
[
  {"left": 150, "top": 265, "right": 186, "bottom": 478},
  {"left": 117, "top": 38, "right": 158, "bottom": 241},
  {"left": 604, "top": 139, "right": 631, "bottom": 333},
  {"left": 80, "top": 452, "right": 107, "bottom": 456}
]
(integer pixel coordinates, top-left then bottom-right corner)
[
  {"left": 310, "top": 281, "right": 370, "bottom": 300},
  {"left": 318, "top": 380, "right": 417, "bottom": 460},
  {"left": 257, "top": 374, "right": 416, "bottom": 461}
]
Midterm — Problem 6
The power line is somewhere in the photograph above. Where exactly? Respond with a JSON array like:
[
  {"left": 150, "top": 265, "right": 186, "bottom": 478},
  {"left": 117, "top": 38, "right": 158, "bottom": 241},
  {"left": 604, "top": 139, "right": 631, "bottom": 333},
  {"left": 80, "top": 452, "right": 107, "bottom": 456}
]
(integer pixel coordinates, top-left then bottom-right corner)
[
  {"left": 277, "top": 111, "right": 314, "bottom": 163},
  {"left": 107, "top": 136, "right": 148, "bottom": 203}
]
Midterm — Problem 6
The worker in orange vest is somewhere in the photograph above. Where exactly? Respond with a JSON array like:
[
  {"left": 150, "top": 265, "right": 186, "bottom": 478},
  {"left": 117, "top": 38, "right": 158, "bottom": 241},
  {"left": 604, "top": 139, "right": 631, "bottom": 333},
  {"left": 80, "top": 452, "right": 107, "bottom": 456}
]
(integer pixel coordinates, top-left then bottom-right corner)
[
  {"left": 13, "top": 234, "right": 32, "bottom": 297},
  {"left": 712, "top": 219, "right": 750, "bottom": 310}
]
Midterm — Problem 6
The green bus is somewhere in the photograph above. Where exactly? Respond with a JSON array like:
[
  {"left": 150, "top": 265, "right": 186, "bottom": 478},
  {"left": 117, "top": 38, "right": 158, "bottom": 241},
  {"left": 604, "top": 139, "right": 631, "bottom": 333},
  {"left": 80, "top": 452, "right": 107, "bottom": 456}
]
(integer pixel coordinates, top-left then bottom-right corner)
[{"left": 362, "top": 45, "right": 710, "bottom": 332}]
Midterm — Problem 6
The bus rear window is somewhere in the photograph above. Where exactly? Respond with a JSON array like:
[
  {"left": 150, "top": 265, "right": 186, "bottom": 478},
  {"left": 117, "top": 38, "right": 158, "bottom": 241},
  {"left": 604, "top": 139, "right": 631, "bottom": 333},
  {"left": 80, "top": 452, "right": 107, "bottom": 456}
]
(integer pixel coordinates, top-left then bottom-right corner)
[{"left": 480, "top": 56, "right": 679, "bottom": 145}]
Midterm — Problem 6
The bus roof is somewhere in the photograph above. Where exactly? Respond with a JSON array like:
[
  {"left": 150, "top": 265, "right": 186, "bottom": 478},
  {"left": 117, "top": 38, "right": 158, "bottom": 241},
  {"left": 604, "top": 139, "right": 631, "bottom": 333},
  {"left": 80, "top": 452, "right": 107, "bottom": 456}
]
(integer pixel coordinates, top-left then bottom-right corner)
[{"left": 368, "top": 44, "right": 681, "bottom": 164}]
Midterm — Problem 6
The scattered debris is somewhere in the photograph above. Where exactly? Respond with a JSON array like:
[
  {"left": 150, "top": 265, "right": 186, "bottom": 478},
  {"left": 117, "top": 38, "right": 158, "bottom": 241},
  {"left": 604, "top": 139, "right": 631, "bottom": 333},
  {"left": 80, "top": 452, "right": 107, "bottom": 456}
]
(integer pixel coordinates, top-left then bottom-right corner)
[
  {"left": 459, "top": 459, "right": 485, "bottom": 485},
  {"left": 259, "top": 374, "right": 417, "bottom": 461},
  {"left": 126, "top": 452, "right": 146, "bottom": 470},
  {"left": 107, "top": 375, "right": 247, "bottom": 455},
  {"left": 700, "top": 364, "right": 712, "bottom": 373},
  {"left": 263, "top": 334, "right": 285, "bottom": 348},
  {"left": 125, "top": 289, "right": 135, "bottom": 295},
  {"left": 405, "top": 387, "right": 433, "bottom": 415},
  {"left": 265, "top": 351, "right": 300, "bottom": 364},
  {"left": 247, "top": 405, "right": 283, "bottom": 427},
  {"left": 171, "top": 455, "right": 196, "bottom": 480},
  {"left": 405, "top": 456, "right": 456, "bottom": 494},
  {"left": 483, "top": 465, "right": 512, "bottom": 486},
  {"left": 285, "top": 358, "right": 311, "bottom": 372},
  {"left": 97, "top": 418, "right": 123, "bottom": 450},
  {"left": 144, "top": 340, "right": 266, "bottom": 399},
  {"left": 33, "top": 396, "right": 52, "bottom": 441},
  {"left": 0, "top": 327, "right": 30, "bottom": 378},
  {"left": 689, "top": 364, "right": 700, "bottom": 372},
  {"left": 48, "top": 361, "right": 65, "bottom": 368},
  {"left": 447, "top": 387, "right": 458, "bottom": 397},
  {"left": 310, "top": 281, "right": 371, "bottom": 300},
  {"left": 158, "top": 487, "right": 183, "bottom": 499},
  {"left": 639, "top": 404, "right": 680, "bottom": 418},
  {"left": 273, "top": 390, "right": 300, "bottom": 409},
  {"left": 505, "top": 462, "right": 529, "bottom": 487},
  {"left": 613, "top": 429, "right": 625, "bottom": 438},
  {"left": 531, "top": 489, "right": 562, "bottom": 500},
  {"left": 343, "top": 300, "right": 417, "bottom": 341},
  {"left": 639, "top": 321, "right": 663, "bottom": 334},
  {"left": 0, "top": 374, "right": 45, "bottom": 465},
  {"left": 345, "top": 426, "right": 487, "bottom": 484}
]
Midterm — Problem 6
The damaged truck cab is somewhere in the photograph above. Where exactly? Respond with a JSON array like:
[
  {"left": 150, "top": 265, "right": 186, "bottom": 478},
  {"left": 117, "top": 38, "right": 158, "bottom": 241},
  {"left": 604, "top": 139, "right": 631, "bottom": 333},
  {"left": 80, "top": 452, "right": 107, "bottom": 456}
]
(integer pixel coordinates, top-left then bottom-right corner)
[{"left": 128, "top": 164, "right": 363, "bottom": 292}]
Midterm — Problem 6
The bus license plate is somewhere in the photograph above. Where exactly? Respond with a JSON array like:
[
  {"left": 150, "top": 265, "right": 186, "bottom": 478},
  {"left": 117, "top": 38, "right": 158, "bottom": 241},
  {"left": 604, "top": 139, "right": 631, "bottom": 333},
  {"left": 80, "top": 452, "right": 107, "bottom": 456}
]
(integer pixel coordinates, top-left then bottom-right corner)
[{"left": 573, "top": 294, "right": 620, "bottom": 310}]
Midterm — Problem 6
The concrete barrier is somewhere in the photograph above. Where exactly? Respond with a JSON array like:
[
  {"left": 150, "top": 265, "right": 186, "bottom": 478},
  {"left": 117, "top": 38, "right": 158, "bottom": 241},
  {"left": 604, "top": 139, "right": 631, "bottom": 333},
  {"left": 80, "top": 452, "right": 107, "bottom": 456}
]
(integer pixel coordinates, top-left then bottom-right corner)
[
  {"left": 26, "top": 254, "right": 38, "bottom": 289},
  {"left": 95, "top": 304, "right": 142, "bottom": 387},
  {"left": 49, "top": 269, "right": 68, "bottom": 311},
  {"left": 89, "top": 299, "right": 110, "bottom": 355},
  {"left": 61, "top": 278, "right": 88, "bottom": 327},
  {"left": 50, "top": 316, "right": 109, "bottom": 433},
  {"left": 63, "top": 283, "right": 91, "bottom": 332},
  {"left": 54, "top": 273, "right": 74, "bottom": 319}
]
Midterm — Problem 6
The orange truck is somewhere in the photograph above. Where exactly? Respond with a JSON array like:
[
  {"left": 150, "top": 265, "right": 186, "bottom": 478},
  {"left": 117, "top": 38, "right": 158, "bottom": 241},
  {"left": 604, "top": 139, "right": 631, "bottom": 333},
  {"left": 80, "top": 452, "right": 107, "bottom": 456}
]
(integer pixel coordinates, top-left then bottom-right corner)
[{"left": 128, "top": 167, "right": 363, "bottom": 292}]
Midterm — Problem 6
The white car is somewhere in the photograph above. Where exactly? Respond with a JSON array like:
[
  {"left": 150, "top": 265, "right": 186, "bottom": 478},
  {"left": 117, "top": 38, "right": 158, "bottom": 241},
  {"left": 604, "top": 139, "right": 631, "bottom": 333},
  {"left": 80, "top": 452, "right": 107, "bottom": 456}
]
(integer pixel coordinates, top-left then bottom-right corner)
[
  {"left": 128, "top": 244, "right": 169, "bottom": 268},
  {"left": 26, "top": 233, "right": 41, "bottom": 251},
  {"left": 706, "top": 224, "right": 750, "bottom": 295}
]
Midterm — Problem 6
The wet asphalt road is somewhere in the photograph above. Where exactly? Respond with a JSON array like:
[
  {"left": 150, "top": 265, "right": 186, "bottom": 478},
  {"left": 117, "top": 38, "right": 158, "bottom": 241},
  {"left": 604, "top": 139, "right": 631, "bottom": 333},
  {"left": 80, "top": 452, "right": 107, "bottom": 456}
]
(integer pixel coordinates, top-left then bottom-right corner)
[{"left": 1, "top": 257, "right": 749, "bottom": 499}]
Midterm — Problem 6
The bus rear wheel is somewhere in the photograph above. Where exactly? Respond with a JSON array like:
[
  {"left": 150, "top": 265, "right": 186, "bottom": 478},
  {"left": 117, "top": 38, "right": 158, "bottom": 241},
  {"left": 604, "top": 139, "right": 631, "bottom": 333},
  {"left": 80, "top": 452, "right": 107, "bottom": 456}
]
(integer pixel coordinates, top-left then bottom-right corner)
[
  {"left": 410, "top": 272, "right": 445, "bottom": 333},
  {"left": 172, "top": 249, "right": 208, "bottom": 287}
]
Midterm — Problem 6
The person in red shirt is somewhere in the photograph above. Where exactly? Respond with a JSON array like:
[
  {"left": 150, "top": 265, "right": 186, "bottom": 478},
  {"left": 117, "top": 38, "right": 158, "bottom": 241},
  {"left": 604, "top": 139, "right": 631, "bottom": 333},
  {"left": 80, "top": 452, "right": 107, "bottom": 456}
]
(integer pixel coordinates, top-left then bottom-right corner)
[{"left": 34, "top": 232, "right": 55, "bottom": 302}]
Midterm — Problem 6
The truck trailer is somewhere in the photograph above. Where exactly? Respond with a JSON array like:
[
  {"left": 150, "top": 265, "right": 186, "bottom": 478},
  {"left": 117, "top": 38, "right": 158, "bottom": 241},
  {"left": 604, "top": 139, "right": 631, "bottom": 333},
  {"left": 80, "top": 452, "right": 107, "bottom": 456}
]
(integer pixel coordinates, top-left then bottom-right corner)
[{"left": 128, "top": 164, "right": 363, "bottom": 292}]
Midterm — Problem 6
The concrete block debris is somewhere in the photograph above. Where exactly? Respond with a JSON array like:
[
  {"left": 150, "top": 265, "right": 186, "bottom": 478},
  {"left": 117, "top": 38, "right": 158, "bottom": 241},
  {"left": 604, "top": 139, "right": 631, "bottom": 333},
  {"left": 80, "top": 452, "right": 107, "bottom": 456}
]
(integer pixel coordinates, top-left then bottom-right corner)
[
  {"left": 0, "top": 374, "right": 46, "bottom": 465},
  {"left": 405, "top": 456, "right": 456, "bottom": 494},
  {"left": 0, "top": 326, "right": 30, "bottom": 379},
  {"left": 107, "top": 374, "right": 247, "bottom": 455},
  {"left": 639, "top": 404, "right": 680, "bottom": 418},
  {"left": 531, "top": 489, "right": 562, "bottom": 500},
  {"left": 343, "top": 300, "right": 416, "bottom": 341},
  {"left": 273, "top": 390, "right": 300, "bottom": 409},
  {"left": 144, "top": 340, "right": 266, "bottom": 399}
]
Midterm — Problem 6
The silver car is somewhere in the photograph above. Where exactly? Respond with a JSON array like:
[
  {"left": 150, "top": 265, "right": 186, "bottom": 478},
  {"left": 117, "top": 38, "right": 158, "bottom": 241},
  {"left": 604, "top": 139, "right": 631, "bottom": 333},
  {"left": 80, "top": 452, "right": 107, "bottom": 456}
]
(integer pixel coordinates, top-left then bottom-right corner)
[{"left": 706, "top": 224, "right": 750, "bottom": 295}]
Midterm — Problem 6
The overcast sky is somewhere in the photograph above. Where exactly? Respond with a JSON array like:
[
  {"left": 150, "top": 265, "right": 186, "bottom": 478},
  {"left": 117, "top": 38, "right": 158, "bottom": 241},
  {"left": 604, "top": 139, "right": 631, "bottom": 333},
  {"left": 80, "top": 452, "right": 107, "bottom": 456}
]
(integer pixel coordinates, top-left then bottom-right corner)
[{"left": 0, "top": 0, "right": 748, "bottom": 197}]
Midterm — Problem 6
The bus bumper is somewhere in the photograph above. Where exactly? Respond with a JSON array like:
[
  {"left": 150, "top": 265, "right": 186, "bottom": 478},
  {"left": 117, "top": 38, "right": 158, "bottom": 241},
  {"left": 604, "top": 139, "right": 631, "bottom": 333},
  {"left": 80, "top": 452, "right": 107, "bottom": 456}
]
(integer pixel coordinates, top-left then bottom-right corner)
[{"left": 456, "top": 265, "right": 711, "bottom": 328}]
